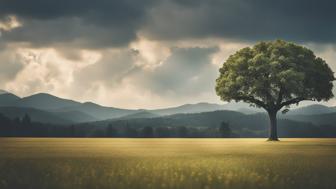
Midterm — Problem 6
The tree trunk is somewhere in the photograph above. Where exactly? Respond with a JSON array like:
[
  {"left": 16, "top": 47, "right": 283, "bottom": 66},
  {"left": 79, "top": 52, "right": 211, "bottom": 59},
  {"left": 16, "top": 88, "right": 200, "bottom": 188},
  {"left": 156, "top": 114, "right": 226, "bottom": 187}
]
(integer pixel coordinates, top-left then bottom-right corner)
[{"left": 267, "top": 110, "right": 279, "bottom": 141}]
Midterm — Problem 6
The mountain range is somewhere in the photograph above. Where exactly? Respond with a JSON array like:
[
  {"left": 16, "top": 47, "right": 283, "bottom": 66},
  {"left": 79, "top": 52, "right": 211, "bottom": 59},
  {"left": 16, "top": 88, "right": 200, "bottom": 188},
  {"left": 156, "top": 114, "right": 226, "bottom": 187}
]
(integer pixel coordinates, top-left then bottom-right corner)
[{"left": 0, "top": 90, "right": 336, "bottom": 126}]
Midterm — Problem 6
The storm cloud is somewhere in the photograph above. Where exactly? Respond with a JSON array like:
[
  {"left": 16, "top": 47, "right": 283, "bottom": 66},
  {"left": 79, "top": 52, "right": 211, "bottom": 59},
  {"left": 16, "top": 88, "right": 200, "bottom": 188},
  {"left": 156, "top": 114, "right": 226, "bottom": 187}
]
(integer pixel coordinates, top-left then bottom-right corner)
[
  {"left": 0, "top": 0, "right": 336, "bottom": 47},
  {"left": 142, "top": 0, "right": 336, "bottom": 43},
  {"left": 0, "top": 0, "right": 156, "bottom": 48},
  {"left": 0, "top": 0, "right": 336, "bottom": 108}
]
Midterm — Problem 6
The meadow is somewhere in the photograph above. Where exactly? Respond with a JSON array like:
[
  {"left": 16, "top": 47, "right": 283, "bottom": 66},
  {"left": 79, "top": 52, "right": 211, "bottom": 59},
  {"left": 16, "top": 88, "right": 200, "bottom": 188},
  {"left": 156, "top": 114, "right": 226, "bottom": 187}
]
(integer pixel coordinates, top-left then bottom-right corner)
[{"left": 0, "top": 138, "right": 335, "bottom": 189}]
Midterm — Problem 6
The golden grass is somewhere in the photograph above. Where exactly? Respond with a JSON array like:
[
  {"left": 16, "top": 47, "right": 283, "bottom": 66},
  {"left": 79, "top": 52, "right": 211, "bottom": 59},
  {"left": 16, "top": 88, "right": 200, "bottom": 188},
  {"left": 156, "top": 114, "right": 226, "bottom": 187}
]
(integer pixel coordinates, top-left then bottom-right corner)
[{"left": 0, "top": 138, "right": 335, "bottom": 189}]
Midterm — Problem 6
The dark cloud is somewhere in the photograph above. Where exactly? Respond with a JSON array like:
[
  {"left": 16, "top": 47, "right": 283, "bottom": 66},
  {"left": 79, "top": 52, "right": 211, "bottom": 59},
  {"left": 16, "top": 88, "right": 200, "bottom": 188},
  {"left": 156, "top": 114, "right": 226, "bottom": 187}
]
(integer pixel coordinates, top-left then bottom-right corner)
[
  {"left": 0, "top": 0, "right": 154, "bottom": 20},
  {"left": 1, "top": 17, "right": 139, "bottom": 48},
  {"left": 1, "top": 0, "right": 335, "bottom": 47},
  {"left": 0, "top": 0, "right": 156, "bottom": 48},
  {"left": 143, "top": 0, "right": 336, "bottom": 43}
]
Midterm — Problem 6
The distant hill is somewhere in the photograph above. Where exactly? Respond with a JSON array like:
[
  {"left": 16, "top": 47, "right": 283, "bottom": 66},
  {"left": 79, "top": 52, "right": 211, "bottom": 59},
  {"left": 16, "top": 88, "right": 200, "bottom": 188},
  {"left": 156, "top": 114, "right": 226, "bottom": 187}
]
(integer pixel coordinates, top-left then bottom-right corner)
[
  {"left": 1, "top": 89, "right": 335, "bottom": 138},
  {"left": 283, "top": 112, "right": 336, "bottom": 125},
  {"left": 286, "top": 104, "right": 336, "bottom": 115},
  {"left": 118, "top": 111, "right": 159, "bottom": 120},
  {"left": 0, "top": 91, "right": 262, "bottom": 121},
  {"left": 151, "top": 102, "right": 262, "bottom": 116},
  {"left": 221, "top": 102, "right": 264, "bottom": 114},
  {"left": 15, "top": 93, "right": 81, "bottom": 110},
  {"left": 0, "top": 89, "right": 9, "bottom": 95},
  {"left": 0, "top": 93, "right": 21, "bottom": 106},
  {"left": 57, "top": 102, "right": 138, "bottom": 120},
  {"left": 151, "top": 102, "right": 227, "bottom": 115},
  {"left": 0, "top": 107, "right": 71, "bottom": 125},
  {"left": 0, "top": 92, "right": 137, "bottom": 121},
  {"left": 95, "top": 110, "right": 268, "bottom": 131},
  {"left": 52, "top": 110, "right": 98, "bottom": 123},
  {"left": 0, "top": 106, "right": 98, "bottom": 124},
  {"left": 0, "top": 90, "right": 335, "bottom": 125},
  {"left": 90, "top": 110, "right": 334, "bottom": 137},
  {"left": 0, "top": 92, "right": 82, "bottom": 111}
]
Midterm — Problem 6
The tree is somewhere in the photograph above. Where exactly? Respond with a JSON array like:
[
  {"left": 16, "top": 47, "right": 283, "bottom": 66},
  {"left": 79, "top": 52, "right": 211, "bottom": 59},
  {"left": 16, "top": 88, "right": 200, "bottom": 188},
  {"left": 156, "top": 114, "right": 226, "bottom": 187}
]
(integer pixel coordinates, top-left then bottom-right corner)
[
  {"left": 155, "top": 127, "right": 171, "bottom": 138},
  {"left": 70, "top": 125, "right": 76, "bottom": 137},
  {"left": 216, "top": 40, "right": 335, "bottom": 141},
  {"left": 219, "top": 122, "right": 232, "bottom": 138},
  {"left": 176, "top": 126, "right": 188, "bottom": 137},
  {"left": 123, "top": 126, "right": 138, "bottom": 137},
  {"left": 21, "top": 113, "right": 32, "bottom": 136},
  {"left": 22, "top": 113, "right": 31, "bottom": 126},
  {"left": 106, "top": 124, "right": 118, "bottom": 137},
  {"left": 141, "top": 126, "right": 154, "bottom": 138}
]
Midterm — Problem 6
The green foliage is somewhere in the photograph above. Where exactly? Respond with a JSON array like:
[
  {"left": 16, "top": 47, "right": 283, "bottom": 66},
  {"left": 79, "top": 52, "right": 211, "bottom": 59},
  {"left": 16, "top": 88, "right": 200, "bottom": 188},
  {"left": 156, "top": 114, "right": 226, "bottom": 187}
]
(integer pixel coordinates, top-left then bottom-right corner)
[
  {"left": 219, "top": 121, "right": 232, "bottom": 137},
  {"left": 141, "top": 126, "right": 154, "bottom": 138},
  {"left": 216, "top": 40, "right": 335, "bottom": 111},
  {"left": 21, "top": 114, "right": 31, "bottom": 126}
]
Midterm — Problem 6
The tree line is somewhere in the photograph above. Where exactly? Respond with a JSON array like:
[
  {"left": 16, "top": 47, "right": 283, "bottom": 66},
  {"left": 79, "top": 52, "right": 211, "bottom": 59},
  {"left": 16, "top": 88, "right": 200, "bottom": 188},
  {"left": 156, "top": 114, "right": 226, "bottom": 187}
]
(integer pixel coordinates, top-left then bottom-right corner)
[
  {"left": 2, "top": 113, "right": 336, "bottom": 138},
  {"left": 0, "top": 113, "right": 236, "bottom": 138}
]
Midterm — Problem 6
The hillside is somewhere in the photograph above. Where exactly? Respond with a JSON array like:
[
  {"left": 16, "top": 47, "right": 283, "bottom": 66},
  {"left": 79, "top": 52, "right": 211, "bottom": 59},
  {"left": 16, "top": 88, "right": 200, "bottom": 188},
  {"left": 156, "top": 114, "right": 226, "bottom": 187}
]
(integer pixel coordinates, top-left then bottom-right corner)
[
  {"left": 87, "top": 110, "right": 335, "bottom": 137},
  {"left": 0, "top": 107, "right": 71, "bottom": 125},
  {"left": 0, "top": 92, "right": 136, "bottom": 121},
  {"left": 287, "top": 104, "right": 336, "bottom": 115},
  {"left": 118, "top": 111, "right": 159, "bottom": 120},
  {"left": 283, "top": 112, "right": 336, "bottom": 125},
  {"left": 0, "top": 93, "right": 21, "bottom": 106},
  {"left": 0, "top": 90, "right": 336, "bottom": 128},
  {"left": 0, "top": 91, "right": 263, "bottom": 121},
  {"left": 52, "top": 110, "right": 98, "bottom": 123},
  {"left": 151, "top": 103, "right": 227, "bottom": 115},
  {"left": 16, "top": 93, "right": 81, "bottom": 110},
  {"left": 57, "top": 102, "right": 138, "bottom": 120},
  {"left": 0, "top": 89, "right": 9, "bottom": 95},
  {"left": 0, "top": 107, "right": 98, "bottom": 124},
  {"left": 151, "top": 102, "right": 262, "bottom": 115}
]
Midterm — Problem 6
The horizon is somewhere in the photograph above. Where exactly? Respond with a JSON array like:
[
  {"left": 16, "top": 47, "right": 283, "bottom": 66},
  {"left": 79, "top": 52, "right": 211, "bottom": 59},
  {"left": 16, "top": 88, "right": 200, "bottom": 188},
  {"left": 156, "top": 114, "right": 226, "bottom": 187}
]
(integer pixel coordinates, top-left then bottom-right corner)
[{"left": 0, "top": 88, "right": 331, "bottom": 110}]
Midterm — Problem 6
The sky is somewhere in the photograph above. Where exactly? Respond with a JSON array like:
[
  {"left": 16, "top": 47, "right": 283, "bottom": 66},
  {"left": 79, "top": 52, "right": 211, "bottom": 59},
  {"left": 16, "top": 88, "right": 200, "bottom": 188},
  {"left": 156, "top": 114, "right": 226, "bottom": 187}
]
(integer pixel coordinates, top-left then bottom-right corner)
[{"left": 0, "top": 0, "right": 336, "bottom": 109}]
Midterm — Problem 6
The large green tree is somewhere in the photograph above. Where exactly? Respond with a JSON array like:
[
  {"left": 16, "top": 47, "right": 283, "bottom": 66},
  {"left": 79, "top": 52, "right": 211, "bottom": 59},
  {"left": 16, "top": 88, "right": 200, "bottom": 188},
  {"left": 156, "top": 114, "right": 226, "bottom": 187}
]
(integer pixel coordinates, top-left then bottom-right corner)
[{"left": 216, "top": 40, "right": 335, "bottom": 141}]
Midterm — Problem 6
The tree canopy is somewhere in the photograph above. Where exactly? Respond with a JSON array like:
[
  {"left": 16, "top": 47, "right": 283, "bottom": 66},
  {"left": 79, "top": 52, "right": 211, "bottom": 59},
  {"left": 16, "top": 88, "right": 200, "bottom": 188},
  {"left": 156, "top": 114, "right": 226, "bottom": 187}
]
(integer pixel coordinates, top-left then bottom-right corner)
[{"left": 216, "top": 40, "right": 335, "bottom": 112}]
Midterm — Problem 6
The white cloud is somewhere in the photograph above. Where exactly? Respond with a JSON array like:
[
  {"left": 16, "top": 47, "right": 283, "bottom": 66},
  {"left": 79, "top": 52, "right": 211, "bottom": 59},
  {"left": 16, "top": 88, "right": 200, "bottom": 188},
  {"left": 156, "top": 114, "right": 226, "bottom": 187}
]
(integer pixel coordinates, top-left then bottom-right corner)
[
  {"left": 0, "top": 15, "right": 21, "bottom": 32},
  {"left": 4, "top": 47, "right": 100, "bottom": 98},
  {"left": 130, "top": 37, "right": 171, "bottom": 70},
  {"left": 1, "top": 38, "right": 336, "bottom": 109}
]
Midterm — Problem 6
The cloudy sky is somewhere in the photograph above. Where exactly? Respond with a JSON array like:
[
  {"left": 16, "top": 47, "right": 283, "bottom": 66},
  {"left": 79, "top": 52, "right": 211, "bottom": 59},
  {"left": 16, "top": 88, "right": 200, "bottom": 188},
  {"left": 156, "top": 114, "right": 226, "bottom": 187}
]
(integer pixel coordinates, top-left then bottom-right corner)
[{"left": 0, "top": 0, "right": 336, "bottom": 109}]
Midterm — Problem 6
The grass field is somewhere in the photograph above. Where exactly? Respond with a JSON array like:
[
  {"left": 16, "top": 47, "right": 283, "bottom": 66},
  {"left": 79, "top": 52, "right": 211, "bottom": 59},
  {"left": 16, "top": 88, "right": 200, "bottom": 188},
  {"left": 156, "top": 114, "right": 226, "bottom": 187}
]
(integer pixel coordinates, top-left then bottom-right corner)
[{"left": 0, "top": 138, "right": 336, "bottom": 189}]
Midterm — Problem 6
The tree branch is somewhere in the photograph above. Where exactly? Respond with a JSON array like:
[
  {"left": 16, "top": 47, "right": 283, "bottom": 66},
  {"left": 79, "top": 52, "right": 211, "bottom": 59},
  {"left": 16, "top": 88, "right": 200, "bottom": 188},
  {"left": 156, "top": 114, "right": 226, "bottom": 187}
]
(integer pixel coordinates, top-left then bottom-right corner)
[
  {"left": 279, "top": 97, "right": 312, "bottom": 109},
  {"left": 236, "top": 95, "right": 267, "bottom": 109}
]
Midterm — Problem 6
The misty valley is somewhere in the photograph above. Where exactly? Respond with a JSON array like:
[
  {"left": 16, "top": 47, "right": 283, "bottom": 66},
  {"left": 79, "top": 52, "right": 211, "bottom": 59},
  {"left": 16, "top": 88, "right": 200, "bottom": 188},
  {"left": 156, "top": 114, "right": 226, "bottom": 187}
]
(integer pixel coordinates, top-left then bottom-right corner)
[{"left": 1, "top": 90, "right": 336, "bottom": 138}]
